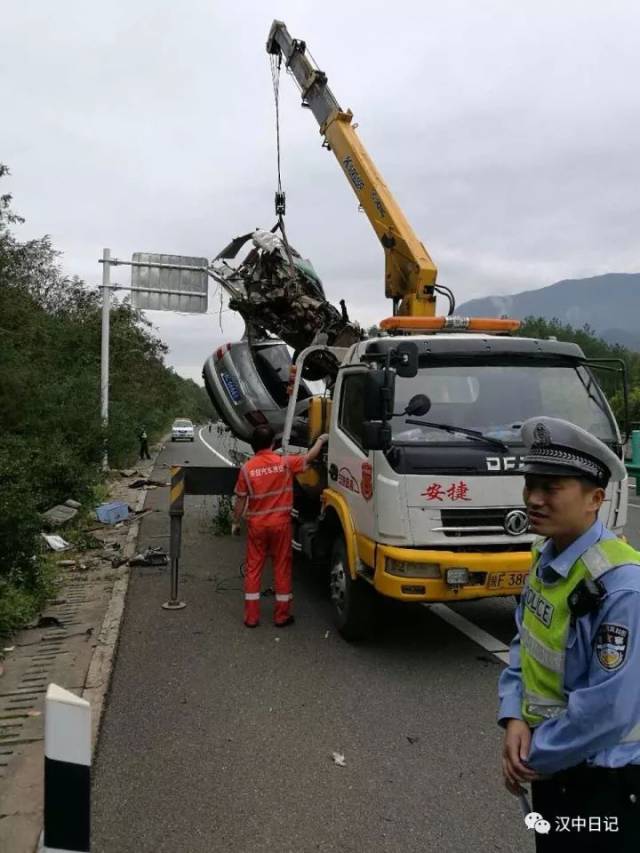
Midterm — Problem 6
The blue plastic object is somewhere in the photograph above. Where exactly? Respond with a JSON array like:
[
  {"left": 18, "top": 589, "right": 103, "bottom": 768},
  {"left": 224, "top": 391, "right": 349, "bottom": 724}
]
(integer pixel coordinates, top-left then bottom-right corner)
[{"left": 95, "top": 501, "right": 130, "bottom": 525}]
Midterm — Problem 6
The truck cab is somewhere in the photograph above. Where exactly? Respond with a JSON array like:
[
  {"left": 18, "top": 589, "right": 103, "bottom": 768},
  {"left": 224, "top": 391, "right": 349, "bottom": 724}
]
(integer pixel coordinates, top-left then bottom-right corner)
[{"left": 287, "top": 329, "right": 627, "bottom": 638}]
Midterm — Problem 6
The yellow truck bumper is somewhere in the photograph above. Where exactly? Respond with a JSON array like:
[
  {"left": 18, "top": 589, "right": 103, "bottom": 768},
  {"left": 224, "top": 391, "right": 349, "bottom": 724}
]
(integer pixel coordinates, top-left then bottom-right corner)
[{"left": 358, "top": 536, "right": 532, "bottom": 602}]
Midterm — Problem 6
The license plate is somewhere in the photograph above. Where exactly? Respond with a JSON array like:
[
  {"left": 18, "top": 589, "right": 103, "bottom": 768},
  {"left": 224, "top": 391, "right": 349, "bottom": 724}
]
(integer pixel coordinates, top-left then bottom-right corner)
[{"left": 487, "top": 571, "right": 528, "bottom": 590}]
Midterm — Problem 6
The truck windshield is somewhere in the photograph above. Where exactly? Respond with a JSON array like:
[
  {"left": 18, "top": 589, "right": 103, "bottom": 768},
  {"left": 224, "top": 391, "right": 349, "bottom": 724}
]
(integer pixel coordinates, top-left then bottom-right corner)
[{"left": 392, "top": 363, "right": 617, "bottom": 445}]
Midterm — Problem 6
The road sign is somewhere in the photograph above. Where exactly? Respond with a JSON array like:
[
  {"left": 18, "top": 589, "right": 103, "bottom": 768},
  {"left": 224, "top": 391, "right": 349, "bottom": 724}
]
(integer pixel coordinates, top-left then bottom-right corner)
[{"left": 130, "top": 253, "right": 208, "bottom": 313}]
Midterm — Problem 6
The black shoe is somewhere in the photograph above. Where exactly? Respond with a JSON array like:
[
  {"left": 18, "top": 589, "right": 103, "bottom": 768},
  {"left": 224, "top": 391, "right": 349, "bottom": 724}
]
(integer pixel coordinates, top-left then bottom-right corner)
[
  {"left": 244, "top": 621, "right": 259, "bottom": 628},
  {"left": 274, "top": 616, "right": 295, "bottom": 628}
]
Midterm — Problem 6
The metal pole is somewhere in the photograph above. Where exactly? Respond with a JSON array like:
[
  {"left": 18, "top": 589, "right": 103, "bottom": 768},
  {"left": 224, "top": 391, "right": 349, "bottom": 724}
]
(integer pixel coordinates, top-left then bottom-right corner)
[
  {"left": 163, "top": 466, "right": 186, "bottom": 610},
  {"left": 100, "top": 248, "right": 111, "bottom": 471}
]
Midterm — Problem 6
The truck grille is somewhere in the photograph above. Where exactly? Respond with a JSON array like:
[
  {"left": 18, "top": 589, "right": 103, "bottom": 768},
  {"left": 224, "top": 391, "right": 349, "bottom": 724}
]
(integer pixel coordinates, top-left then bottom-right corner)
[{"left": 436, "top": 507, "right": 528, "bottom": 538}]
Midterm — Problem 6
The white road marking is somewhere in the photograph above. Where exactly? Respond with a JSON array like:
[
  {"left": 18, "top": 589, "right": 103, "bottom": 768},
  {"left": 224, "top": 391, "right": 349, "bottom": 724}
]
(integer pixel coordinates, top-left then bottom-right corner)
[
  {"left": 198, "top": 427, "right": 233, "bottom": 466},
  {"left": 424, "top": 602, "right": 511, "bottom": 664}
]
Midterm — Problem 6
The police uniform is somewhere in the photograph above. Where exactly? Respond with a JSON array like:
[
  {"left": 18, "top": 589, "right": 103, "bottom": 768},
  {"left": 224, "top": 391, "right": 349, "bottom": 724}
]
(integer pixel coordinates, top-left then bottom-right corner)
[{"left": 498, "top": 418, "right": 640, "bottom": 851}]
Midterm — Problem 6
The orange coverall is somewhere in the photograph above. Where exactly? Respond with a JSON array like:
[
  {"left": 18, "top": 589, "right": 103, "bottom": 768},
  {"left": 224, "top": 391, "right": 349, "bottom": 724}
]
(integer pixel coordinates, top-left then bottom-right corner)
[{"left": 234, "top": 449, "right": 305, "bottom": 625}]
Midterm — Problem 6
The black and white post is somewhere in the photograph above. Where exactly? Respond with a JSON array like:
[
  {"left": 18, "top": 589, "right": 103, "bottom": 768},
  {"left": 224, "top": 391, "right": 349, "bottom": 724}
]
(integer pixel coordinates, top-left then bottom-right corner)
[{"left": 43, "top": 684, "right": 91, "bottom": 853}]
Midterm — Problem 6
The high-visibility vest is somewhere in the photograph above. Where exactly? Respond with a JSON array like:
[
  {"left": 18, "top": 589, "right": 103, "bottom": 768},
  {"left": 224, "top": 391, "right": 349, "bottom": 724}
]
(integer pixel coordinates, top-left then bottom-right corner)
[
  {"left": 521, "top": 537, "right": 640, "bottom": 738},
  {"left": 237, "top": 452, "right": 303, "bottom": 526}
]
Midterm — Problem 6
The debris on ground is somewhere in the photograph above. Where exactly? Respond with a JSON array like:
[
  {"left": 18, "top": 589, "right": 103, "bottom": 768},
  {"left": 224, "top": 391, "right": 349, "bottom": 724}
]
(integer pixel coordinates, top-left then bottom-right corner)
[
  {"left": 41, "top": 503, "right": 79, "bottom": 527},
  {"left": 32, "top": 615, "right": 63, "bottom": 629},
  {"left": 331, "top": 752, "right": 346, "bottom": 767},
  {"left": 64, "top": 498, "right": 82, "bottom": 509},
  {"left": 58, "top": 559, "right": 77, "bottom": 568},
  {"left": 41, "top": 533, "right": 72, "bottom": 551},
  {"left": 129, "top": 546, "right": 168, "bottom": 567},
  {"left": 129, "top": 478, "right": 168, "bottom": 489},
  {"left": 95, "top": 501, "right": 130, "bottom": 525},
  {"left": 119, "top": 469, "right": 138, "bottom": 477},
  {"left": 406, "top": 736, "right": 420, "bottom": 745}
]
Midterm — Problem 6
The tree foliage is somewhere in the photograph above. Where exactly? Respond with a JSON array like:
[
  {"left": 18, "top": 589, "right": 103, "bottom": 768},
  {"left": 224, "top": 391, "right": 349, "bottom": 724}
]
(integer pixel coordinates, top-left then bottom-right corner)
[
  {"left": 517, "top": 316, "right": 640, "bottom": 428},
  {"left": 0, "top": 165, "right": 214, "bottom": 635}
]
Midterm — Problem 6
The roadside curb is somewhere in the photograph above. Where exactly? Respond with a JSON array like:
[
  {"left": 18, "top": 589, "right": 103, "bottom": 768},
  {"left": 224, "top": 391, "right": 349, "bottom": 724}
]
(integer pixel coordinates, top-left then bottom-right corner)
[
  {"left": 80, "top": 485, "right": 147, "bottom": 751},
  {"left": 32, "top": 442, "right": 166, "bottom": 853}
]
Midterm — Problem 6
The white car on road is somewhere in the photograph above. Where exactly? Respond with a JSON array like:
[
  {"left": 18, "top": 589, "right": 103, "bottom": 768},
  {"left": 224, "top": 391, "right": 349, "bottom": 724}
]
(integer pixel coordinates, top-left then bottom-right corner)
[{"left": 171, "top": 418, "right": 195, "bottom": 442}]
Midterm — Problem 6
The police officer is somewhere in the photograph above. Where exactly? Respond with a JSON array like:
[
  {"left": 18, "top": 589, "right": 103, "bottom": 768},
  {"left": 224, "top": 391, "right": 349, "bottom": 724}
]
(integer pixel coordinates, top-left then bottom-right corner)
[
  {"left": 498, "top": 417, "right": 640, "bottom": 851},
  {"left": 138, "top": 426, "right": 151, "bottom": 460},
  {"left": 232, "top": 425, "right": 328, "bottom": 628}
]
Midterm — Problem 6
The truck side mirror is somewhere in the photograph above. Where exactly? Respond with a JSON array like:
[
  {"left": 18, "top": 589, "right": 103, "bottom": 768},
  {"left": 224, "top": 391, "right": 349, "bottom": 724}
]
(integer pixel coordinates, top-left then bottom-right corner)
[
  {"left": 394, "top": 342, "right": 418, "bottom": 378},
  {"left": 405, "top": 394, "right": 431, "bottom": 417},
  {"left": 364, "top": 370, "right": 395, "bottom": 421},
  {"left": 363, "top": 421, "right": 392, "bottom": 451}
]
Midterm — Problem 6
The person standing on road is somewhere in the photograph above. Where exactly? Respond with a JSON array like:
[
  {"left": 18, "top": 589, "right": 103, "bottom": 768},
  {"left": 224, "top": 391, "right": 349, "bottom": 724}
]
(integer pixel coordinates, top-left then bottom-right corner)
[
  {"left": 138, "top": 427, "right": 151, "bottom": 461},
  {"left": 232, "top": 425, "right": 328, "bottom": 628},
  {"left": 498, "top": 417, "right": 640, "bottom": 851}
]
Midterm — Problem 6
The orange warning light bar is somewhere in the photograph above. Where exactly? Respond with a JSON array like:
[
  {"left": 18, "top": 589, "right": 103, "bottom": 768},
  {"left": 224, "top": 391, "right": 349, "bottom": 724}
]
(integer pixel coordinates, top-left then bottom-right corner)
[{"left": 379, "top": 316, "right": 521, "bottom": 334}]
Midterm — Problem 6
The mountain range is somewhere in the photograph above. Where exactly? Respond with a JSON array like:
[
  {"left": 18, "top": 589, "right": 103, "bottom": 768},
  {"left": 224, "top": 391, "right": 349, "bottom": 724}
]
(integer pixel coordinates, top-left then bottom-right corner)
[{"left": 457, "top": 273, "right": 640, "bottom": 350}]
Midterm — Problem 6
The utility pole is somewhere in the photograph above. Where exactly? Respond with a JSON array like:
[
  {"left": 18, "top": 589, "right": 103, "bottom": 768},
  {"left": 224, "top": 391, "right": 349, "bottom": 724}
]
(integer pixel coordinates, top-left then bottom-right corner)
[{"left": 100, "top": 248, "right": 111, "bottom": 470}]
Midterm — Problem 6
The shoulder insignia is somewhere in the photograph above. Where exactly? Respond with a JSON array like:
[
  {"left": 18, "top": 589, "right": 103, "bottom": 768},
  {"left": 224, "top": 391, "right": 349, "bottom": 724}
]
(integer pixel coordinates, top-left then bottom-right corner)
[{"left": 595, "top": 623, "right": 629, "bottom": 671}]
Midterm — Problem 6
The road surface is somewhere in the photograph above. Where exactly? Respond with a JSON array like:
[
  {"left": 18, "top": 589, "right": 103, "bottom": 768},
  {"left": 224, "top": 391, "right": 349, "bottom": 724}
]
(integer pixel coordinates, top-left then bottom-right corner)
[{"left": 92, "top": 428, "right": 640, "bottom": 852}]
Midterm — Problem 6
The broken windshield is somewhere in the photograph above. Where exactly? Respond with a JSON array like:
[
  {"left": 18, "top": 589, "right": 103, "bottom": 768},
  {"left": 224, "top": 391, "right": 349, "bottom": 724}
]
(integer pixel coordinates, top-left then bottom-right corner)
[{"left": 392, "top": 362, "right": 617, "bottom": 445}]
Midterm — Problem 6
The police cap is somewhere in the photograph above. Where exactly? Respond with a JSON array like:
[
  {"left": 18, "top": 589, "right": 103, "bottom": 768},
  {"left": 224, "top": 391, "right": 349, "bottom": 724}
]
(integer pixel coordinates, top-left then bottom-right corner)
[{"left": 521, "top": 417, "right": 625, "bottom": 487}]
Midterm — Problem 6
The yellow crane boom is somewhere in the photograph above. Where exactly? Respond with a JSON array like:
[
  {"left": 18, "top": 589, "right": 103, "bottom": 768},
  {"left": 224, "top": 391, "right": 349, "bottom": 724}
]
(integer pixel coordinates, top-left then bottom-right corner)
[{"left": 266, "top": 20, "right": 438, "bottom": 318}]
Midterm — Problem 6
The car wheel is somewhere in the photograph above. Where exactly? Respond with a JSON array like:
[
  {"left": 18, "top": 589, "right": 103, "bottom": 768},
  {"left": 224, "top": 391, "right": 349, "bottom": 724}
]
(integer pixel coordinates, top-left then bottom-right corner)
[{"left": 329, "top": 534, "right": 375, "bottom": 641}]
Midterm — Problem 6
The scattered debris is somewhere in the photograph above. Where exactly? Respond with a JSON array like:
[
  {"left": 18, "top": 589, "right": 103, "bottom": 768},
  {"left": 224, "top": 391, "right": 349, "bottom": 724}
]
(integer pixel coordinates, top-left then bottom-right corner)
[
  {"left": 64, "top": 498, "right": 82, "bottom": 509},
  {"left": 406, "top": 736, "right": 420, "bottom": 745},
  {"left": 3, "top": 646, "right": 15, "bottom": 653},
  {"left": 33, "top": 615, "right": 63, "bottom": 629},
  {"left": 275, "top": 637, "right": 280, "bottom": 643},
  {"left": 129, "top": 546, "right": 168, "bottom": 567},
  {"left": 129, "top": 478, "right": 168, "bottom": 489},
  {"left": 41, "top": 533, "right": 72, "bottom": 552},
  {"left": 95, "top": 501, "right": 130, "bottom": 525},
  {"left": 42, "top": 503, "right": 78, "bottom": 527},
  {"left": 120, "top": 469, "right": 138, "bottom": 477},
  {"left": 324, "top": 631, "right": 330, "bottom": 639},
  {"left": 331, "top": 752, "right": 346, "bottom": 767},
  {"left": 58, "top": 560, "right": 77, "bottom": 568}
]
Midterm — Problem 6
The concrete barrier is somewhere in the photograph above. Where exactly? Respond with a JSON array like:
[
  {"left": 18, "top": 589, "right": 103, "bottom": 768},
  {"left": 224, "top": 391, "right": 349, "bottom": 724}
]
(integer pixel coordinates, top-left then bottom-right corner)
[{"left": 43, "top": 684, "right": 91, "bottom": 852}]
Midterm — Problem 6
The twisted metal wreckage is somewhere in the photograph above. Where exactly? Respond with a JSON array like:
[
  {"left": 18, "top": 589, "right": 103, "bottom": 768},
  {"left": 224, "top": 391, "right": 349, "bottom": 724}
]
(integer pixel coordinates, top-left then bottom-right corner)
[{"left": 210, "top": 225, "right": 362, "bottom": 379}]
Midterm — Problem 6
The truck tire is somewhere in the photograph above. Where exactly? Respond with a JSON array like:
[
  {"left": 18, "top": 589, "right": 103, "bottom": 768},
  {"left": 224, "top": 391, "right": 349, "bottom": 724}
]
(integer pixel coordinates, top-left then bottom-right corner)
[{"left": 329, "top": 534, "right": 374, "bottom": 641}]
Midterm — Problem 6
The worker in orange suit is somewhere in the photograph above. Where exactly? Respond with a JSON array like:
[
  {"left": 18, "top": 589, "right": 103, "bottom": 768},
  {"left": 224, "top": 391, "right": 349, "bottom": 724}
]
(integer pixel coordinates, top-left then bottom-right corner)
[{"left": 232, "top": 425, "right": 328, "bottom": 628}]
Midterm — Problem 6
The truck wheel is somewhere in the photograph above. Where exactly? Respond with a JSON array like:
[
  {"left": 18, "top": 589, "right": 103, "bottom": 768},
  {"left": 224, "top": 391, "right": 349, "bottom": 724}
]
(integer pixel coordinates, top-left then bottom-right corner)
[{"left": 329, "top": 535, "right": 374, "bottom": 641}]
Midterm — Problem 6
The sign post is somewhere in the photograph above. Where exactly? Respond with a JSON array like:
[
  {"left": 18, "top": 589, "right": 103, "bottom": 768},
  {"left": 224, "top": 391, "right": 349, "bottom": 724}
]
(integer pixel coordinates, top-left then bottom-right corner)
[{"left": 98, "top": 250, "right": 210, "bottom": 468}]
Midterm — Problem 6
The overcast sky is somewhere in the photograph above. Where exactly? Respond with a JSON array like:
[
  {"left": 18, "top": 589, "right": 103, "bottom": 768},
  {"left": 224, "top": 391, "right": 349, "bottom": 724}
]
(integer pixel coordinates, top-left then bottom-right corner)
[{"left": 3, "top": 1, "right": 639, "bottom": 382}]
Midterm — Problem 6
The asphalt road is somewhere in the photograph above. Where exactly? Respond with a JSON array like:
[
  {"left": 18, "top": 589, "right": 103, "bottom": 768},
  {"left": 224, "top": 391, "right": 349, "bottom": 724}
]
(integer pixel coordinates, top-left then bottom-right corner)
[{"left": 92, "top": 430, "right": 640, "bottom": 852}]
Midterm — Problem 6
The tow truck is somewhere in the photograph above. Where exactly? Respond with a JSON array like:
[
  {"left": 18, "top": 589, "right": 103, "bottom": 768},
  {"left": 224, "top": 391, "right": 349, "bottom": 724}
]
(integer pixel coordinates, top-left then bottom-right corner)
[{"left": 206, "top": 21, "right": 629, "bottom": 639}]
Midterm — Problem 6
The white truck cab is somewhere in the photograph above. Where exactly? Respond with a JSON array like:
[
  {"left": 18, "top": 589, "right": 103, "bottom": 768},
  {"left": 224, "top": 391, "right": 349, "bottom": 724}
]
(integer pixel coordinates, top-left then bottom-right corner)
[{"left": 283, "top": 328, "right": 627, "bottom": 639}]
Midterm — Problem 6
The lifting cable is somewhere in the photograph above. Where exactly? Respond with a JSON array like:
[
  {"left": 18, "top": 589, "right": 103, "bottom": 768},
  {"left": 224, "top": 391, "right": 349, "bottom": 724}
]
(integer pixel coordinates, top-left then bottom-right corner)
[{"left": 269, "top": 52, "right": 297, "bottom": 278}]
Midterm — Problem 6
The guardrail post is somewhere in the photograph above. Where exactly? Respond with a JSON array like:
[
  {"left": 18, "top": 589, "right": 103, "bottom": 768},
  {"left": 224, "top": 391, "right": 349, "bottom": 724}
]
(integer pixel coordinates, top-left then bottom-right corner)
[
  {"left": 43, "top": 684, "right": 91, "bottom": 853},
  {"left": 163, "top": 465, "right": 186, "bottom": 610}
]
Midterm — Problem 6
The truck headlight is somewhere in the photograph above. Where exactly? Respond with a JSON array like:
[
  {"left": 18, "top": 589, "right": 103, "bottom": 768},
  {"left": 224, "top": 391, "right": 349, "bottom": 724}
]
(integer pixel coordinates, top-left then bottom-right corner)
[
  {"left": 385, "top": 559, "right": 440, "bottom": 578},
  {"left": 445, "top": 568, "right": 470, "bottom": 586}
]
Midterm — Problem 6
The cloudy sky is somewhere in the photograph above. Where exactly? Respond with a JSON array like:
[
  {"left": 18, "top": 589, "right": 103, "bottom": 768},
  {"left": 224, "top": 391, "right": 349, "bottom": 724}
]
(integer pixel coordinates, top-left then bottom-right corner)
[{"left": 3, "top": 1, "right": 639, "bottom": 382}]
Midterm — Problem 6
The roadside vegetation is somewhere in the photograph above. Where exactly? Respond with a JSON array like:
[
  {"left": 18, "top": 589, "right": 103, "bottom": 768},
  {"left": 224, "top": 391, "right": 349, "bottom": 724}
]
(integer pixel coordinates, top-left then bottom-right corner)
[{"left": 0, "top": 165, "right": 215, "bottom": 637}]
